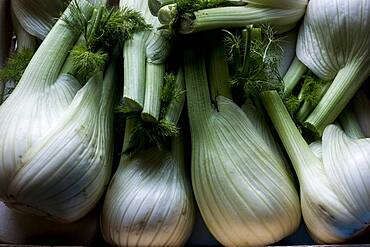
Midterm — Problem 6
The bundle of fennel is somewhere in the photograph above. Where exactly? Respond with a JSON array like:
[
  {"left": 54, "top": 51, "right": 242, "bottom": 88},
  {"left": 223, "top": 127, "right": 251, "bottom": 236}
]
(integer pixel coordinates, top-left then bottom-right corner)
[
  {"left": 220, "top": 10, "right": 370, "bottom": 243},
  {"left": 0, "top": 0, "right": 149, "bottom": 222},
  {"left": 101, "top": 67, "right": 195, "bottom": 247},
  {"left": 0, "top": 0, "right": 370, "bottom": 245},
  {"left": 121, "top": 0, "right": 171, "bottom": 124}
]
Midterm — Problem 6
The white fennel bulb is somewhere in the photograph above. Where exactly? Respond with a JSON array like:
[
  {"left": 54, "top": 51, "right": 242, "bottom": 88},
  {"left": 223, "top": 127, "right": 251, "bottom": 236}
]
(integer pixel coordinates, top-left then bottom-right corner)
[
  {"left": 0, "top": 0, "right": 94, "bottom": 214},
  {"left": 101, "top": 131, "right": 195, "bottom": 246},
  {"left": 6, "top": 63, "right": 115, "bottom": 222},
  {"left": 297, "top": 0, "right": 370, "bottom": 135},
  {"left": 262, "top": 90, "right": 370, "bottom": 243}
]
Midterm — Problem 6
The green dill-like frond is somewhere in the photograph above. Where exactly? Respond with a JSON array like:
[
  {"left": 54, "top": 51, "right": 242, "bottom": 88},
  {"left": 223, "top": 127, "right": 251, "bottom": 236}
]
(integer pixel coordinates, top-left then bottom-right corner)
[
  {"left": 122, "top": 114, "right": 180, "bottom": 155},
  {"left": 158, "top": 119, "right": 181, "bottom": 138},
  {"left": 300, "top": 72, "right": 330, "bottom": 105},
  {"left": 222, "top": 29, "right": 242, "bottom": 62},
  {"left": 261, "top": 26, "right": 284, "bottom": 64},
  {"left": 61, "top": 0, "right": 89, "bottom": 40},
  {"left": 160, "top": 72, "right": 185, "bottom": 117},
  {"left": 115, "top": 104, "right": 141, "bottom": 119},
  {"left": 228, "top": 26, "right": 284, "bottom": 98},
  {"left": 63, "top": 1, "right": 150, "bottom": 53},
  {"left": 161, "top": 73, "right": 185, "bottom": 104},
  {"left": 70, "top": 43, "right": 108, "bottom": 83},
  {"left": 115, "top": 104, "right": 132, "bottom": 114},
  {"left": 0, "top": 49, "right": 33, "bottom": 83},
  {"left": 161, "top": 73, "right": 177, "bottom": 104},
  {"left": 94, "top": 6, "right": 151, "bottom": 50},
  {"left": 283, "top": 94, "right": 301, "bottom": 116}
]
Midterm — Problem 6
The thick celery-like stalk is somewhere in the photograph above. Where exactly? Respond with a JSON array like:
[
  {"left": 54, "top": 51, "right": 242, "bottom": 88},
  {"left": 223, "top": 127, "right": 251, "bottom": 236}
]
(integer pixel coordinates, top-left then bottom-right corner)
[
  {"left": 141, "top": 62, "right": 165, "bottom": 122},
  {"left": 283, "top": 56, "right": 307, "bottom": 95},
  {"left": 122, "top": 32, "right": 148, "bottom": 111},
  {"left": 261, "top": 90, "right": 315, "bottom": 178},
  {"left": 121, "top": 0, "right": 170, "bottom": 116},
  {"left": 159, "top": 5, "right": 305, "bottom": 34},
  {"left": 207, "top": 43, "right": 232, "bottom": 100},
  {"left": 304, "top": 62, "right": 369, "bottom": 136}
]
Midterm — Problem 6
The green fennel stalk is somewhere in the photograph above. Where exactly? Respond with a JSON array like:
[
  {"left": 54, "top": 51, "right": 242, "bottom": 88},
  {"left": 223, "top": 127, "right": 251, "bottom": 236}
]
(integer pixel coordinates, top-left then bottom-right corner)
[{"left": 157, "top": 0, "right": 307, "bottom": 34}]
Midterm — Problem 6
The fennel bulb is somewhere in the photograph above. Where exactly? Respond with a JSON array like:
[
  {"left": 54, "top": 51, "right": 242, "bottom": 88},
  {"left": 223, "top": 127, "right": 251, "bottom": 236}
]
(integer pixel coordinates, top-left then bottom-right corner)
[
  {"left": 101, "top": 135, "right": 194, "bottom": 247},
  {"left": 297, "top": 0, "right": 370, "bottom": 135},
  {"left": 262, "top": 90, "right": 370, "bottom": 243},
  {"left": 0, "top": 0, "right": 94, "bottom": 201},
  {"left": 6, "top": 64, "right": 115, "bottom": 222},
  {"left": 184, "top": 49, "right": 300, "bottom": 246}
]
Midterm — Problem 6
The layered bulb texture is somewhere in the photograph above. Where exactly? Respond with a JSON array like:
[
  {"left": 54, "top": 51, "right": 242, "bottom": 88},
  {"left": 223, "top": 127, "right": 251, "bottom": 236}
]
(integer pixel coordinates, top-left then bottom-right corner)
[
  {"left": 309, "top": 125, "right": 370, "bottom": 242},
  {"left": 262, "top": 91, "right": 370, "bottom": 244},
  {"left": 0, "top": 0, "right": 115, "bottom": 222},
  {"left": 101, "top": 129, "right": 195, "bottom": 247},
  {"left": 302, "top": 124, "right": 370, "bottom": 243},
  {"left": 184, "top": 49, "right": 301, "bottom": 246},
  {"left": 6, "top": 69, "right": 115, "bottom": 222}
]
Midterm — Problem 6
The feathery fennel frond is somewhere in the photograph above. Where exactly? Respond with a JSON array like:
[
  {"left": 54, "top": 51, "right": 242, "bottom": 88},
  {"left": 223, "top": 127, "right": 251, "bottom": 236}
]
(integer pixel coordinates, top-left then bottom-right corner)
[
  {"left": 283, "top": 94, "right": 301, "bottom": 116},
  {"left": 119, "top": 72, "right": 184, "bottom": 155},
  {"left": 61, "top": 0, "right": 89, "bottom": 39},
  {"left": 70, "top": 44, "right": 108, "bottom": 83},
  {"left": 0, "top": 49, "right": 33, "bottom": 83},
  {"left": 160, "top": 72, "right": 185, "bottom": 117},
  {"left": 300, "top": 72, "right": 330, "bottom": 105},
  {"left": 63, "top": 1, "right": 150, "bottom": 82},
  {"left": 224, "top": 26, "right": 284, "bottom": 102},
  {"left": 122, "top": 114, "right": 180, "bottom": 156}
]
